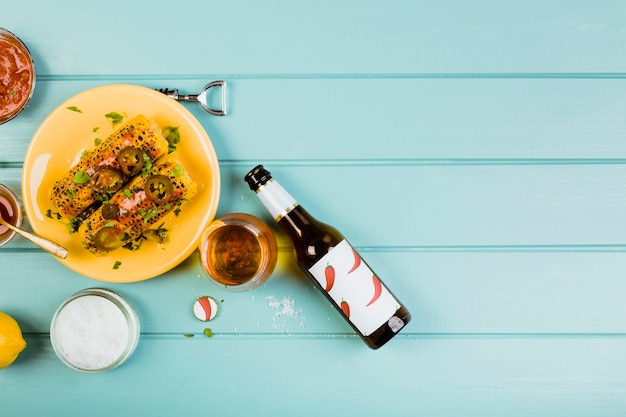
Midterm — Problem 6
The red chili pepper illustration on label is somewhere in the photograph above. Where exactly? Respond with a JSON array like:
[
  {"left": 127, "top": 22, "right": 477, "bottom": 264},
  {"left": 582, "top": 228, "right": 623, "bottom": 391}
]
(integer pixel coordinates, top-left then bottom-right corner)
[
  {"left": 340, "top": 300, "right": 350, "bottom": 318},
  {"left": 347, "top": 248, "right": 361, "bottom": 273},
  {"left": 324, "top": 264, "right": 335, "bottom": 292},
  {"left": 366, "top": 275, "right": 382, "bottom": 307}
]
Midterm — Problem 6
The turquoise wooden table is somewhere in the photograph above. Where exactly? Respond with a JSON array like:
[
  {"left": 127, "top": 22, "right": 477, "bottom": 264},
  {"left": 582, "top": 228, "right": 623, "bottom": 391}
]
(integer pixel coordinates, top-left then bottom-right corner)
[{"left": 2, "top": 1, "right": 626, "bottom": 415}]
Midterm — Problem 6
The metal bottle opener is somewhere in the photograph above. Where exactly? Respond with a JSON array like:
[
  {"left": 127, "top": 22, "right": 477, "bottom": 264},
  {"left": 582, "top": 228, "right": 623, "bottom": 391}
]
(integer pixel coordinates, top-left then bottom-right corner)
[{"left": 157, "top": 80, "right": 227, "bottom": 116}]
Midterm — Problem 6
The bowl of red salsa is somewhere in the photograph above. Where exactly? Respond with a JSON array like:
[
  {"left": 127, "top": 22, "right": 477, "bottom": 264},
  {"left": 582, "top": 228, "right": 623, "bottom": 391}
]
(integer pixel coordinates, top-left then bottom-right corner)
[{"left": 0, "top": 28, "right": 35, "bottom": 125}]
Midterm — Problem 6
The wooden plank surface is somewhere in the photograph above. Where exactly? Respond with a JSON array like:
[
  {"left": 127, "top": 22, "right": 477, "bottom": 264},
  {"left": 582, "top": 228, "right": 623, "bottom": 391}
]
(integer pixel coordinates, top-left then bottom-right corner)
[
  {"left": 1, "top": 1, "right": 626, "bottom": 416},
  {"left": 3, "top": 336, "right": 626, "bottom": 417},
  {"left": 5, "top": 78, "right": 626, "bottom": 161},
  {"left": 5, "top": 0, "right": 626, "bottom": 75}
]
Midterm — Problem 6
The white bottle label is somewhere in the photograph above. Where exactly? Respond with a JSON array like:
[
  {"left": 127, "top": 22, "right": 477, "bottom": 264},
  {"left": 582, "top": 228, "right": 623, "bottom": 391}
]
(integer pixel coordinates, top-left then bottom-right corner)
[{"left": 308, "top": 240, "right": 402, "bottom": 336}]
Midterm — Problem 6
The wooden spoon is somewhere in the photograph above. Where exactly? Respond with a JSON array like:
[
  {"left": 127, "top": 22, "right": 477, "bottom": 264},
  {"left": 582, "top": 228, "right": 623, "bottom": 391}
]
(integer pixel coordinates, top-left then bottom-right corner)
[{"left": 0, "top": 214, "right": 68, "bottom": 259}]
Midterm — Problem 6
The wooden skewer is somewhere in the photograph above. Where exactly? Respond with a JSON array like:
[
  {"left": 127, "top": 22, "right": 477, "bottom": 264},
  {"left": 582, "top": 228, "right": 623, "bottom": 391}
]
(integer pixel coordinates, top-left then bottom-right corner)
[{"left": 0, "top": 215, "right": 69, "bottom": 259}]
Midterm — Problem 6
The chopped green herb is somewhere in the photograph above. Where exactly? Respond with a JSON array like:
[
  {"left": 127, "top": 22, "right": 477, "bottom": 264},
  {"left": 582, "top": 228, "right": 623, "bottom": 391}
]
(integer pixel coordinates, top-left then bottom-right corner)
[
  {"left": 113, "top": 261, "right": 122, "bottom": 270},
  {"left": 123, "top": 188, "right": 133, "bottom": 198},
  {"left": 163, "top": 126, "right": 180, "bottom": 153},
  {"left": 183, "top": 333, "right": 195, "bottom": 338},
  {"left": 94, "top": 138, "right": 101, "bottom": 146},
  {"left": 94, "top": 194, "right": 110, "bottom": 204},
  {"left": 9, "top": 90, "right": 15, "bottom": 95},
  {"left": 103, "top": 221, "right": 116, "bottom": 228},
  {"left": 122, "top": 239, "right": 139, "bottom": 251},
  {"left": 173, "top": 200, "right": 183, "bottom": 216},
  {"left": 65, "top": 188, "right": 76, "bottom": 199},
  {"left": 93, "top": 127, "right": 100, "bottom": 133},
  {"left": 80, "top": 150, "right": 90, "bottom": 159},
  {"left": 171, "top": 164, "right": 184, "bottom": 178},
  {"left": 203, "top": 328, "right": 213, "bottom": 338},
  {"left": 65, "top": 216, "right": 83, "bottom": 233},
  {"left": 105, "top": 112, "right": 124, "bottom": 127},
  {"left": 73, "top": 171, "right": 91, "bottom": 184},
  {"left": 67, "top": 106, "right": 82, "bottom": 113},
  {"left": 141, "top": 153, "right": 154, "bottom": 176},
  {"left": 139, "top": 207, "right": 159, "bottom": 223}
]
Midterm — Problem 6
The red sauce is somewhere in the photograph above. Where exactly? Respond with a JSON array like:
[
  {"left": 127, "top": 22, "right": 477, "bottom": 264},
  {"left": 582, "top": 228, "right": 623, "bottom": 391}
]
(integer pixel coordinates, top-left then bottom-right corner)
[
  {"left": 0, "top": 194, "right": 18, "bottom": 237},
  {"left": 0, "top": 37, "right": 33, "bottom": 120}
]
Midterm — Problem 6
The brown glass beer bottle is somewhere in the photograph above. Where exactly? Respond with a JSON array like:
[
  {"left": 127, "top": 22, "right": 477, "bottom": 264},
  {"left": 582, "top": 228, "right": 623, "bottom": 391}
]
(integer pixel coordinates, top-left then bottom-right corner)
[{"left": 245, "top": 165, "right": 411, "bottom": 349}]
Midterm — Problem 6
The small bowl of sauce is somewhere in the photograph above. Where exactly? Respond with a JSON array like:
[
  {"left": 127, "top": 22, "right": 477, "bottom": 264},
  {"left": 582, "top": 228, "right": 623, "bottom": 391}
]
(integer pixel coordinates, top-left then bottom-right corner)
[
  {"left": 200, "top": 213, "right": 278, "bottom": 291},
  {"left": 0, "top": 28, "right": 35, "bottom": 125},
  {"left": 0, "top": 184, "right": 23, "bottom": 247}
]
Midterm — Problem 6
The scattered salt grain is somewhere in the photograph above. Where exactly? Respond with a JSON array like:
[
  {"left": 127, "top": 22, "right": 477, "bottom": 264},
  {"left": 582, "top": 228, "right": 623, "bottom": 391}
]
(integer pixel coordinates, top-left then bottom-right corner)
[{"left": 265, "top": 295, "right": 305, "bottom": 330}]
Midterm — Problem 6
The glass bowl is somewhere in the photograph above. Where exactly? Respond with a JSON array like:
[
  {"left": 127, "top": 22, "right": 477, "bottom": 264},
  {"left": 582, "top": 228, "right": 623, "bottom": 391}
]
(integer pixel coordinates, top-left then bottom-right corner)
[
  {"left": 50, "top": 288, "right": 140, "bottom": 373},
  {"left": 200, "top": 213, "right": 278, "bottom": 291},
  {"left": 0, "top": 184, "right": 23, "bottom": 247},
  {"left": 0, "top": 28, "right": 35, "bottom": 124}
]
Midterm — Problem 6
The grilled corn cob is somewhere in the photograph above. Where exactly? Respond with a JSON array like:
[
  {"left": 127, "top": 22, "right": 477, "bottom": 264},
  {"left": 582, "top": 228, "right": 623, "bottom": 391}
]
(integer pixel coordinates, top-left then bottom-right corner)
[
  {"left": 51, "top": 114, "right": 169, "bottom": 218},
  {"left": 78, "top": 154, "right": 197, "bottom": 256}
]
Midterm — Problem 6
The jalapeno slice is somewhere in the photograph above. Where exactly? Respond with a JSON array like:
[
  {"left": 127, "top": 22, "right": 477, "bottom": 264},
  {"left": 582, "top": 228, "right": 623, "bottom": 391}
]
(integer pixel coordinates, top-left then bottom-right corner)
[
  {"left": 143, "top": 228, "right": 168, "bottom": 243},
  {"left": 92, "top": 167, "right": 124, "bottom": 193},
  {"left": 145, "top": 175, "right": 173, "bottom": 204},
  {"left": 101, "top": 203, "right": 119, "bottom": 220},
  {"left": 116, "top": 147, "right": 145, "bottom": 176},
  {"left": 93, "top": 227, "right": 126, "bottom": 252}
]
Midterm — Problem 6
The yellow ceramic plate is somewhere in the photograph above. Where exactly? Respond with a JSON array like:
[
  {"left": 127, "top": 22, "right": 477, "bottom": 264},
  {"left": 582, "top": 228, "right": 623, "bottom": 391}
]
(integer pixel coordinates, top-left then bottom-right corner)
[{"left": 22, "top": 84, "right": 221, "bottom": 282}]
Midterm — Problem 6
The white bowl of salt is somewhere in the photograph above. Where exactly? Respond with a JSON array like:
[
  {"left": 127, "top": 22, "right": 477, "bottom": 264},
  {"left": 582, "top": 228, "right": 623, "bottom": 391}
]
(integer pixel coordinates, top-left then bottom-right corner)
[{"left": 50, "top": 288, "right": 140, "bottom": 373}]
